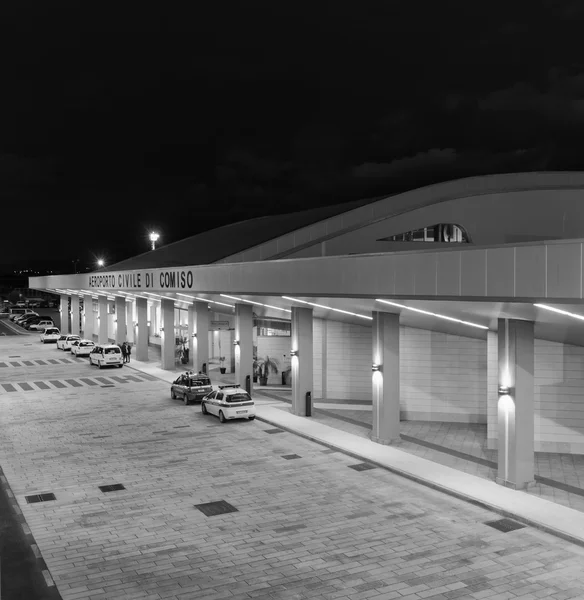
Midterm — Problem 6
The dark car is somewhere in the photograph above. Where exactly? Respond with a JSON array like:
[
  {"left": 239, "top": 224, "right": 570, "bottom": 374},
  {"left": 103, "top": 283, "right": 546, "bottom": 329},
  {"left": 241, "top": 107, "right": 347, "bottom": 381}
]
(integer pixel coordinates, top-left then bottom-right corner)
[
  {"left": 170, "top": 372, "right": 213, "bottom": 405},
  {"left": 23, "top": 315, "right": 52, "bottom": 329}
]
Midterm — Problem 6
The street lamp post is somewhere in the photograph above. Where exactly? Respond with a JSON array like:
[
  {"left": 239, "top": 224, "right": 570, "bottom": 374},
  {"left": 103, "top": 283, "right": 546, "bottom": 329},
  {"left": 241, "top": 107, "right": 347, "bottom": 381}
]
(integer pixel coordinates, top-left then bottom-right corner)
[
  {"left": 149, "top": 232, "right": 160, "bottom": 251},
  {"left": 97, "top": 259, "right": 105, "bottom": 268}
]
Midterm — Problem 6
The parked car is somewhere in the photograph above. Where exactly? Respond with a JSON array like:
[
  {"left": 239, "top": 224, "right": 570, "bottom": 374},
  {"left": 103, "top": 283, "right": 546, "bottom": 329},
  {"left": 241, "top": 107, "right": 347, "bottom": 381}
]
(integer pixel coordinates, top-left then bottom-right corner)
[
  {"left": 201, "top": 384, "right": 256, "bottom": 422},
  {"left": 9, "top": 308, "right": 36, "bottom": 321},
  {"left": 40, "top": 327, "right": 61, "bottom": 343},
  {"left": 22, "top": 315, "right": 52, "bottom": 329},
  {"left": 28, "top": 319, "right": 55, "bottom": 331},
  {"left": 170, "top": 372, "right": 213, "bottom": 405},
  {"left": 56, "top": 334, "right": 80, "bottom": 350},
  {"left": 89, "top": 344, "right": 123, "bottom": 368},
  {"left": 70, "top": 339, "right": 95, "bottom": 357}
]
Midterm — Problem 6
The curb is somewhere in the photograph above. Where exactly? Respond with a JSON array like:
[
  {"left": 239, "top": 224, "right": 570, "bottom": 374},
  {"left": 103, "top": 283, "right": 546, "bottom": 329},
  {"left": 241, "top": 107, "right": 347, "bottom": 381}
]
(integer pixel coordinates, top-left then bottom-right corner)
[{"left": 0, "top": 468, "right": 61, "bottom": 597}]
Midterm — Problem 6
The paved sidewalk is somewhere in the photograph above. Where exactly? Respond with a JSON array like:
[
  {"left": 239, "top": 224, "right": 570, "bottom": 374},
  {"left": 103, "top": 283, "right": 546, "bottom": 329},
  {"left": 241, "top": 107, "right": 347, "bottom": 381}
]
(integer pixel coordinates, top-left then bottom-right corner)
[{"left": 128, "top": 361, "right": 584, "bottom": 548}]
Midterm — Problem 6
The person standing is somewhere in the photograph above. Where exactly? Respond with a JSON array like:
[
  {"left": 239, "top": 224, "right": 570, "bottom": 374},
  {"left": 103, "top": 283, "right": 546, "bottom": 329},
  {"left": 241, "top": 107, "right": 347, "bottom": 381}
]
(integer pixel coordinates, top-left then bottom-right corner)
[
  {"left": 126, "top": 342, "right": 132, "bottom": 363},
  {"left": 121, "top": 342, "right": 128, "bottom": 363}
]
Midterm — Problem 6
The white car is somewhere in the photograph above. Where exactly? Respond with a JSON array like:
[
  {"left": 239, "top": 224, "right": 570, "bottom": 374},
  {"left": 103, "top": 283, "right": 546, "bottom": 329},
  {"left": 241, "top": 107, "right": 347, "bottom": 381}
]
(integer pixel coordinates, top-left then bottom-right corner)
[
  {"left": 40, "top": 327, "right": 61, "bottom": 343},
  {"left": 28, "top": 319, "right": 55, "bottom": 331},
  {"left": 71, "top": 339, "right": 95, "bottom": 357},
  {"left": 89, "top": 344, "right": 123, "bottom": 369},
  {"left": 57, "top": 334, "right": 80, "bottom": 350},
  {"left": 201, "top": 384, "right": 256, "bottom": 423}
]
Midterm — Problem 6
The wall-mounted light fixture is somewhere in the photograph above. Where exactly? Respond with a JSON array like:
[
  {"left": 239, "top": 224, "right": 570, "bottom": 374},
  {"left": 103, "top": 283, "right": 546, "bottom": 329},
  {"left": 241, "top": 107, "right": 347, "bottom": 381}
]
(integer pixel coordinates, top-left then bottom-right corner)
[
  {"left": 160, "top": 327, "right": 164, "bottom": 332},
  {"left": 498, "top": 385, "right": 511, "bottom": 396},
  {"left": 233, "top": 339, "right": 240, "bottom": 346},
  {"left": 290, "top": 349, "right": 298, "bottom": 357},
  {"left": 114, "top": 319, "right": 118, "bottom": 323},
  {"left": 191, "top": 332, "right": 197, "bottom": 338},
  {"left": 147, "top": 320, "right": 151, "bottom": 326},
  {"left": 372, "top": 363, "right": 381, "bottom": 372}
]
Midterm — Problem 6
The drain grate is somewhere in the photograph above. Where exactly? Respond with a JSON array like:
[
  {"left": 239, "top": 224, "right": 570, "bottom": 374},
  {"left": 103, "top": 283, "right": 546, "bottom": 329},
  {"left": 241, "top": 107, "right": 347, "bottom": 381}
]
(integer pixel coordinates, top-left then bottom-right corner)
[
  {"left": 264, "top": 428, "right": 285, "bottom": 434},
  {"left": 484, "top": 518, "right": 526, "bottom": 533},
  {"left": 348, "top": 463, "right": 377, "bottom": 472},
  {"left": 101, "top": 385, "right": 115, "bottom": 388},
  {"left": 25, "top": 493, "right": 56, "bottom": 504},
  {"left": 8, "top": 356, "right": 21, "bottom": 358},
  {"left": 282, "top": 454, "right": 301, "bottom": 460},
  {"left": 99, "top": 484, "right": 125, "bottom": 493},
  {"left": 195, "top": 500, "right": 238, "bottom": 517}
]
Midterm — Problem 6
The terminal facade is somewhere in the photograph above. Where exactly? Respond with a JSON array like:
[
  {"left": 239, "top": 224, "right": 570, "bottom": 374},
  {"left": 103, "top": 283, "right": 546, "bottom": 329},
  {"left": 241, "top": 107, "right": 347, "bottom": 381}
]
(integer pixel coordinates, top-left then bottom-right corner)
[{"left": 30, "top": 172, "right": 584, "bottom": 492}]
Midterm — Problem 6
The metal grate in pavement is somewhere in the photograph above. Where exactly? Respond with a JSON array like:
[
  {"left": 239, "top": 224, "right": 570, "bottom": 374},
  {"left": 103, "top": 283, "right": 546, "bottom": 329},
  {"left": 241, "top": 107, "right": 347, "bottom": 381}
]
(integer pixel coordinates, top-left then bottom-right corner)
[
  {"left": 25, "top": 493, "right": 56, "bottom": 504},
  {"left": 195, "top": 500, "right": 239, "bottom": 517},
  {"left": 348, "top": 463, "right": 377, "bottom": 472},
  {"left": 98, "top": 484, "right": 125, "bottom": 493},
  {"left": 101, "top": 385, "right": 115, "bottom": 388},
  {"left": 484, "top": 518, "right": 526, "bottom": 533},
  {"left": 8, "top": 356, "right": 20, "bottom": 358},
  {"left": 264, "top": 428, "right": 285, "bottom": 434},
  {"left": 282, "top": 454, "right": 301, "bottom": 460}
]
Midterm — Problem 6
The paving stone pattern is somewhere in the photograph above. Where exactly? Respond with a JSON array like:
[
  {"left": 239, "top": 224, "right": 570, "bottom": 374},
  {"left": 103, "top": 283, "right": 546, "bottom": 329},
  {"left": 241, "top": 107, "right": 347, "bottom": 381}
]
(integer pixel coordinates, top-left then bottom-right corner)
[{"left": 2, "top": 339, "right": 584, "bottom": 599}]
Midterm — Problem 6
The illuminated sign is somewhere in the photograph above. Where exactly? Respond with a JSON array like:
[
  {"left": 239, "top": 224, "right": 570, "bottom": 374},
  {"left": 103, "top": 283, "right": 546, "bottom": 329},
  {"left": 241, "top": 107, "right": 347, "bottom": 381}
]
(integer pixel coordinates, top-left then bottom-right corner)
[{"left": 88, "top": 270, "right": 195, "bottom": 290}]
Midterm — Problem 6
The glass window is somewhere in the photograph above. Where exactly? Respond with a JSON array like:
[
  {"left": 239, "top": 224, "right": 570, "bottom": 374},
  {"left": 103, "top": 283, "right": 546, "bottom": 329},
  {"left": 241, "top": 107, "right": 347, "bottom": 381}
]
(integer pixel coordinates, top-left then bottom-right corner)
[
  {"left": 189, "top": 378, "right": 211, "bottom": 387},
  {"left": 412, "top": 228, "right": 425, "bottom": 241},
  {"left": 207, "top": 391, "right": 216, "bottom": 399},
  {"left": 216, "top": 392, "right": 224, "bottom": 401},
  {"left": 104, "top": 347, "right": 121, "bottom": 354},
  {"left": 80, "top": 342, "right": 93, "bottom": 347},
  {"left": 225, "top": 392, "right": 252, "bottom": 403}
]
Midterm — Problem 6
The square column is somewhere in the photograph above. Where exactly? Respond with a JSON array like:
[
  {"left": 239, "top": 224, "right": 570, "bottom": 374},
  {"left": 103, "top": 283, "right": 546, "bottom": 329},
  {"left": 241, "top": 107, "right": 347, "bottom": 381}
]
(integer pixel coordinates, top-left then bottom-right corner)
[
  {"left": 115, "top": 296, "right": 127, "bottom": 345},
  {"left": 126, "top": 300, "right": 135, "bottom": 344},
  {"left": 59, "top": 294, "right": 69, "bottom": 334},
  {"left": 98, "top": 296, "right": 108, "bottom": 344},
  {"left": 189, "top": 301, "right": 209, "bottom": 372},
  {"left": 83, "top": 296, "right": 94, "bottom": 340},
  {"left": 235, "top": 304, "right": 253, "bottom": 391},
  {"left": 70, "top": 295, "right": 80, "bottom": 335},
  {"left": 161, "top": 298, "right": 175, "bottom": 370},
  {"left": 291, "top": 307, "right": 313, "bottom": 416},
  {"left": 497, "top": 318, "right": 535, "bottom": 490},
  {"left": 135, "top": 297, "right": 148, "bottom": 361},
  {"left": 371, "top": 311, "right": 400, "bottom": 444}
]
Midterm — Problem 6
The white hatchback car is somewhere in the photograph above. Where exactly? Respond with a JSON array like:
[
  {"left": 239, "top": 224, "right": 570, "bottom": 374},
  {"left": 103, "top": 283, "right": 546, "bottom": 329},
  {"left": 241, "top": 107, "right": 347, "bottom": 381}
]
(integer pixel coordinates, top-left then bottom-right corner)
[
  {"left": 71, "top": 339, "right": 95, "bottom": 357},
  {"left": 89, "top": 344, "right": 123, "bottom": 369},
  {"left": 201, "top": 384, "right": 256, "bottom": 423},
  {"left": 57, "top": 334, "right": 80, "bottom": 350},
  {"left": 29, "top": 319, "right": 55, "bottom": 331},
  {"left": 40, "top": 327, "right": 61, "bottom": 343}
]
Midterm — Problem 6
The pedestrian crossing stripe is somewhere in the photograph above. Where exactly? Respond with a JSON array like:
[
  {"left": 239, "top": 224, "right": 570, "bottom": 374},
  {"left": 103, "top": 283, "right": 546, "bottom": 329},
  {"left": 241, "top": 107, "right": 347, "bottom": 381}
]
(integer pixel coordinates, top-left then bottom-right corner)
[
  {"left": 0, "top": 372, "right": 153, "bottom": 393},
  {"left": 0, "top": 358, "right": 79, "bottom": 368}
]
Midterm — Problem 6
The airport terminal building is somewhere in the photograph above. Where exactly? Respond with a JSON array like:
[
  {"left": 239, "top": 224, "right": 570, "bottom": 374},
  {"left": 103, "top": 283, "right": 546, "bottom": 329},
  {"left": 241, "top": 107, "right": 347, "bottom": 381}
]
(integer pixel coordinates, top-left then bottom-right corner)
[{"left": 29, "top": 172, "right": 584, "bottom": 492}]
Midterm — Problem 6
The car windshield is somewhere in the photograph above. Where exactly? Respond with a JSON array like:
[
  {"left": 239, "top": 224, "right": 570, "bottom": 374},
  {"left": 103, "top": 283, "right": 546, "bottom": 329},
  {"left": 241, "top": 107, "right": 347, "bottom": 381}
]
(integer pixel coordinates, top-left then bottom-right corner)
[
  {"left": 67, "top": 336, "right": 79, "bottom": 340},
  {"left": 225, "top": 393, "right": 252, "bottom": 403},
  {"left": 46, "top": 329, "right": 58, "bottom": 334},
  {"left": 58, "top": 336, "right": 67, "bottom": 340},
  {"left": 189, "top": 378, "right": 211, "bottom": 387},
  {"left": 104, "top": 348, "right": 120, "bottom": 354}
]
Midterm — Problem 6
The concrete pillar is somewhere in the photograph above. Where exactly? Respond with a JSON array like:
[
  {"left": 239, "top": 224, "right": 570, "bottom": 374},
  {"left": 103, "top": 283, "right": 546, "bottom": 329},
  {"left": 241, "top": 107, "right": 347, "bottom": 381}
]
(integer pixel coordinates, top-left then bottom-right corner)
[
  {"left": 126, "top": 300, "right": 135, "bottom": 344},
  {"left": 486, "top": 330, "right": 499, "bottom": 450},
  {"left": 135, "top": 297, "right": 148, "bottom": 361},
  {"left": 161, "top": 298, "right": 175, "bottom": 370},
  {"left": 291, "top": 307, "right": 313, "bottom": 416},
  {"left": 496, "top": 318, "right": 535, "bottom": 490},
  {"left": 189, "top": 301, "right": 209, "bottom": 372},
  {"left": 115, "top": 296, "right": 127, "bottom": 345},
  {"left": 98, "top": 296, "right": 108, "bottom": 344},
  {"left": 371, "top": 311, "right": 400, "bottom": 444},
  {"left": 59, "top": 294, "right": 69, "bottom": 334},
  {"left": 70, "top": 295, "right": 80, "bottom": 335},
  {"left": 235, "top": 304, "right": 253, "bottom": 391},
  {"left": 84, "top": 296, "right": 94, "bottom": 340}
]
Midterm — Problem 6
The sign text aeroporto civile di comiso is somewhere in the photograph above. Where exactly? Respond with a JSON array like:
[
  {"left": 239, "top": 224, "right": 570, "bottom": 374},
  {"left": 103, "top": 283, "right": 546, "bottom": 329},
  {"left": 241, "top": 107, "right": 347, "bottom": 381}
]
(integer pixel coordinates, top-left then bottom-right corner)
[{"left": 88, "top": 270, "right": 195, "bottom": 290}]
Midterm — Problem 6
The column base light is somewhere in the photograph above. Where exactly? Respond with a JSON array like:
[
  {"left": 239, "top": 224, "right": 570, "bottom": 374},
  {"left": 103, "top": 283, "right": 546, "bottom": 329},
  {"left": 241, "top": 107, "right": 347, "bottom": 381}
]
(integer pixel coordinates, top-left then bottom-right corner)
[{"left": 372, "top": 363, "right": 381, "bottom": 372}]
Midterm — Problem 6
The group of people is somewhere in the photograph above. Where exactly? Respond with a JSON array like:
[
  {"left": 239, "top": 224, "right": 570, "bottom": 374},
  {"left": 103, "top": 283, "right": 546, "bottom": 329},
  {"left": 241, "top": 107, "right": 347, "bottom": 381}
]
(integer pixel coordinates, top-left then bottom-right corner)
[{"left": 121, "top": 341, "right": 132, "bottom": 363}]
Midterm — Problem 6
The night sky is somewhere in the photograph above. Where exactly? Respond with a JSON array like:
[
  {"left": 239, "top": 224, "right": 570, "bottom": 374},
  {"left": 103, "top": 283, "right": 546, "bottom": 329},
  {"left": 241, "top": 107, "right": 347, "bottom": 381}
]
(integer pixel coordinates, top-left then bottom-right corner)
[{"left": 2, "top": 1, "right": 584, "bottom": 271}]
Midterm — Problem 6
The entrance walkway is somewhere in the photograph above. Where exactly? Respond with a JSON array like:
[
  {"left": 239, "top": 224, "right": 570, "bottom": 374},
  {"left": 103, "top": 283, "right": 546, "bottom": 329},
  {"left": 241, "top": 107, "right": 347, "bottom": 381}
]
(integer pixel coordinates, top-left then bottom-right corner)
[{"left": 127, "top": 350, "right": 584, "bottom": 542}]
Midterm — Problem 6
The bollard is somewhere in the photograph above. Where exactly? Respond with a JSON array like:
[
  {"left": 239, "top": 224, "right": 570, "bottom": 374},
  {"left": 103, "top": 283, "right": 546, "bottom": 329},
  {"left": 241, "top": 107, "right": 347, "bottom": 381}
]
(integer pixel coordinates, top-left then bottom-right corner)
[
  {"left": 245, "top": 374, "right": 251, "bottom": 395},
  {"left": 305, "top": 391, "right": 312, "bottom": 417}
]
